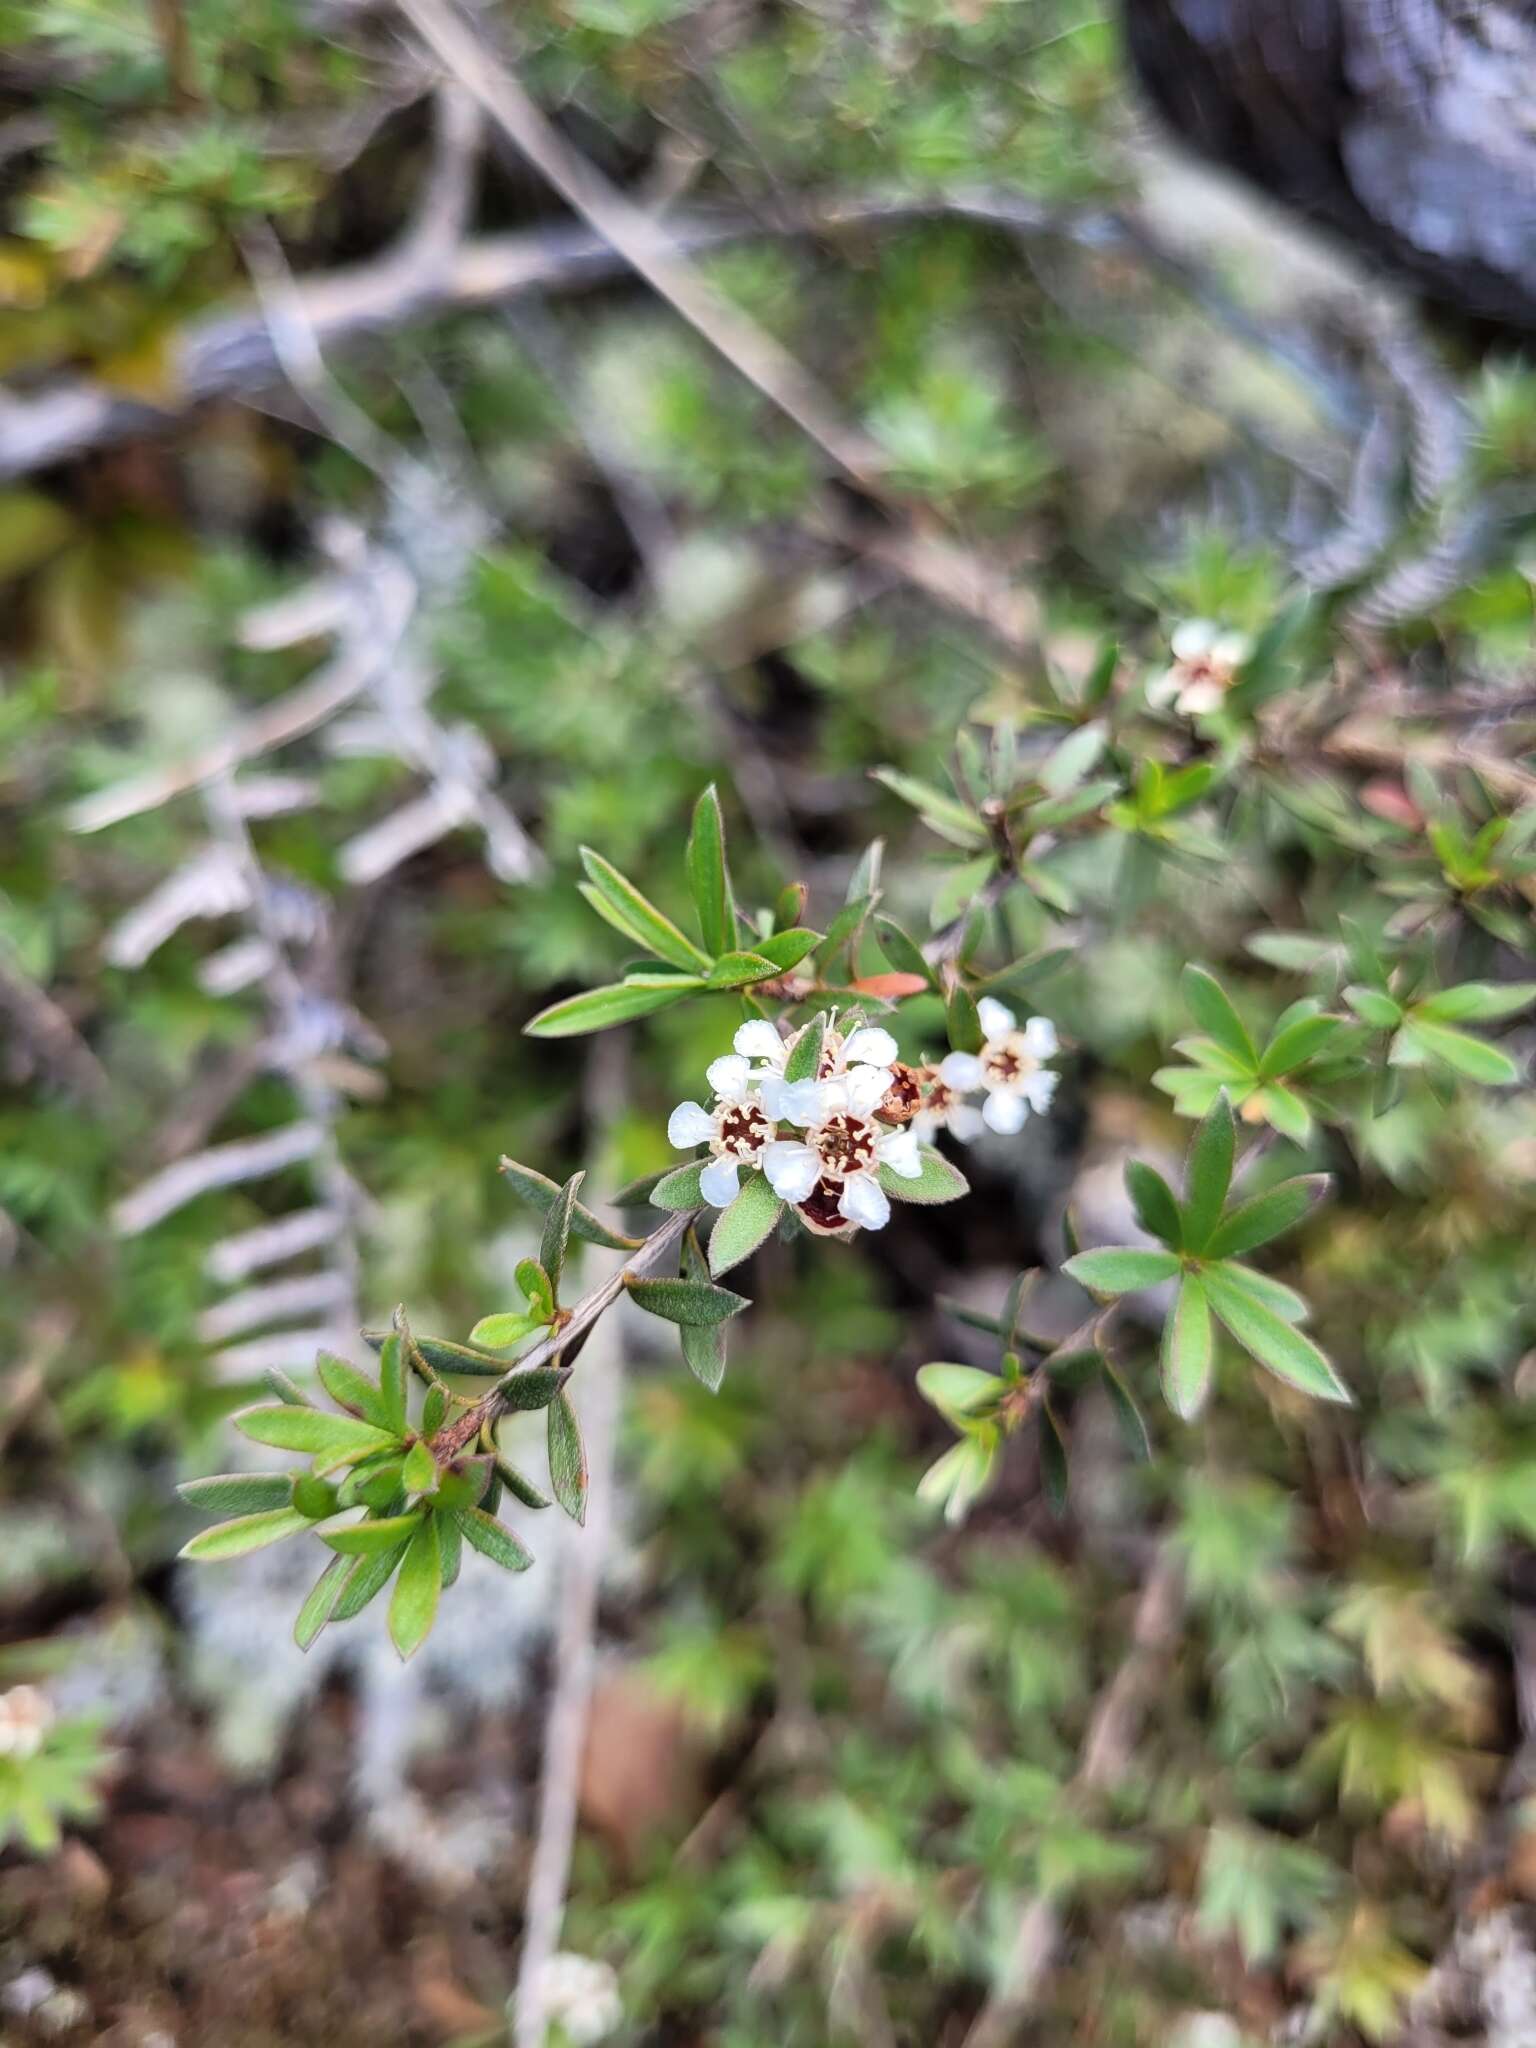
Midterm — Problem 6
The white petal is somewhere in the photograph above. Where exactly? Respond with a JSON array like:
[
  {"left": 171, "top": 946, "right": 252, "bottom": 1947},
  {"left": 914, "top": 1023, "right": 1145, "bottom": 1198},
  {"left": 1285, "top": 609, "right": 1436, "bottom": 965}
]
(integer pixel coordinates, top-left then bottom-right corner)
[
  {"left": 842, "top": 1025, "right": 897, "bottom": 1069},
  {"left": 1178, "top": 679, "right": 1225, "bottom": 716},
  {"left": 734, "top": 1019, "right": 785, "bottom": 1064},
  {"left": 910, "top": 1112, "right": 938, "bottom": 1145},
  {"left": 764, "top": 1076, "right": 828, "bottom": 1126},
  {"left": 976, "top": 997, "right": 1016, "bottom": 1042},
  {"left": 1213, "top": 630, "right": 1253, "bottom": 669},
  {"left": 1145, "top": 666, "right": 1180, "bottom": 707},
  {"left": 843, "top": 1065, "right": 894, "bottom": 1115},
  {"left": 877, "top": 1126, "right": 922, "bottom": 1178},
  {"left": 982, "top": 1088, "right": 1029, "bottom": 1135},
  {"left": 763, "top": 1141, "right": 820, "bottom": 1202},
  {"left": 1170, "top": 617, "right": 1217, "bottom": 661},
  {"left": 838, "top": 1173, "right": 890, "bottom": 1231},
  {"left": 705, "top": 1053, "right": 753, "bottom": 1102},
  {"left": 1022, "top": 1015, "right": 1059, "bottom": 1060},
  {"left": 667, "top": 1100, "right": 715, "bottom": 1148},
  {"left": 699, "top": 1156, "right": 742, "bottom": 1207},
  {"left": 938, "top": 1050, "right": 983, "bottom": 1090},
  {"left": 947, "top": 1102, "right": 985, "bottom": 1142},
  {"left": 1022, "top": 1068, "right": 1059, "bottom": 1112}
]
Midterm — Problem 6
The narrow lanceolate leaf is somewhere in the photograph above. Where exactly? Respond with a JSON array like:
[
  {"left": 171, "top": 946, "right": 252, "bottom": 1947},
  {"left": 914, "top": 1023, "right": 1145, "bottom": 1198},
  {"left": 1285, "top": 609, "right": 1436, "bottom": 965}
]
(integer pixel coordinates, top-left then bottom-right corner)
[
  {"left": 389, "top": 1520, "right": 443, "bottom": 1659},
  {"left": 752, "top": 927, "right": 821, "bottom": 973},
  {"left": 456, "top": 1507, "right": 534, "bottom": 1573},
  {"left": 1181, "top": 1090, "right": 1235, "bottom": 1250},
  {"left": 579, "top": 846, "right": 710, "bottom": 971},
  {"left": 402, "top": 1439, "right": 437, "bottom": 1496},
  {"left": 498, "top": 1157, "right": 639, "bottom": 1251},
  {"left": 316, "top": 1351, "right": 394, "bottom": 1430},
  {"left": 436, "top": 1510, "right": 463, "bottom": 1588},
  {"left": 625, "top": 1275, "right": 749, "bottom": 1326},
  {"left": 499, "top": 1366, "right": 571, "bottom": 1413},
  {"left": 875, "top": 915, "right": 937, "bottom": 990},
  {"left": 177, "top": 1472, "right": 293, "bottom": 1516},
  {"left": 681, "top": 1228, "right": 728, "bottom": 1390},
  {"left": 264, "top": 1367, "right": 314, "bottom": 1407},
  {"left": 322, "top": 1510, "right": 426, "bottom": 1555},
  {"left": 1182, "top": 966, "right": 1257, "bottom": 1066},
  {"left": 332, "top": 1541, "right": 410, "bottom": 1622},
  {"left": 650, "top": 1160, "right": 707, "bottom": 1212},
  {"left": 1396, "top": 1017, "right": 1519, "bottom": 1086},
  {"left": 178, "top": 1507, "right": 310, "bottom": 1561},
  {"left": 294, "top": 1554, "right": 352, "bottom": 1652},
  {"left": 879, "top": 1148, "right": 969, "bottom": 1205},
  {"left": 1062, "top": 1247, "right": 1179, "bottom": 1295},
  {"left": 525, "top": 979, "right": 702, "bottom": 1038},
  {"left": 379, "top": 1332, "right": 408, "bottom": 1433},
  {"left": 916, "top": 1363, "right": 1000, "bottom": 1418},
  {"left": 708, "top": 1170, "right": 783, "bottom": 1278},
  {"left": 870, "top": 767, "right": 989, "bottom": 848},
  {"left": 705, "top": 951, "right": 783, "bottom": 988},
  {"left": 686, "top": 785, "right": 733, "bottom": 956},
  {"left": 469, "top": 1310, "right": 544, "bottom": 1349},
  {"left": 1039, "top": 1405, "right": 1069, "bottom": 1516},
  {"left": 784, "top": 1013, "right": 825, "bottom": 1084},
  {"left": 1215, "top": 1261, "right": 1310, "bottom": 1323},
  {"left": 234, "top": 1405, "right": 396, "bottom": 1462},
  {"left": 1260, "top": 1012, "right": 1344, "bottom": 1076},
  {"left": 1205, "top": 1176, "right": 1330, "bottom": 1260},
  {"left": 1415, "top": 980, "right": 1536, "bottom": 1023},
  {"left": 541, "top": 1170, "right": 585, "bottom": 1296},
  {"left": 364, "top": 1329, "right": 514, "bottom": 1377},
  {"left": 1202, "top": 1267, "right": 1351, "bottom": 1404},
  {"left": 547, "top": 1389, "right": 587, "bottom": 1525},
  {"left": 1162, "top": 1277, "right": 1213, "bottom": 1421},
  {"left": 491, "top": 1449, "right": 552, "bottom": 1511},
  {"left": 1125, "top": 1159, "right": 1182, "bottom": 1249},
  {"left": 946, "top": 983, "right": 983, "bottom": 1055},
  {"left": 1102, "top": 1361, "right": 1151, "bottom": 1461}
]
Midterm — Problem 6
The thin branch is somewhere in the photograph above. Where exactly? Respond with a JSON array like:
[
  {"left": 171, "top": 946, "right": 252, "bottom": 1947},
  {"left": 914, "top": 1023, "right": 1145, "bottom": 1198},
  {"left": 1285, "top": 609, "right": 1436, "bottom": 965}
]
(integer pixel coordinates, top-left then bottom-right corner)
[
  {"left": 0, "top": 945, "right": 110, "bottom": 1104},
  {"left": 961, "top": 1540, "right": 1184, "bottom": 2048}
]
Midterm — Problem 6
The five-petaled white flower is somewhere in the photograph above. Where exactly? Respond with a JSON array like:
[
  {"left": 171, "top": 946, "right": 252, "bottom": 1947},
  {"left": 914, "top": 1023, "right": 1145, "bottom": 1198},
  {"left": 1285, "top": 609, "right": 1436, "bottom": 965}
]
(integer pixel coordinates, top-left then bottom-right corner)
[
  {"left": 937, "top": 998, "right": 1058, "bottom": 1135},
  {"left": 0, "top": 1684, "right": 53, "bottom": 1760},
  {"left": 761, "top": 1062, "right": 921, "bottom": 1232},
  {"left": 1146, "top": 618, "right": 1252, "bottom": 718},
  {"left": 910, "top": 1065, "right": 986, "bottom": 1145},
  {"left": 667, "top": 1041, "right": 782, "bottom": 1209}
]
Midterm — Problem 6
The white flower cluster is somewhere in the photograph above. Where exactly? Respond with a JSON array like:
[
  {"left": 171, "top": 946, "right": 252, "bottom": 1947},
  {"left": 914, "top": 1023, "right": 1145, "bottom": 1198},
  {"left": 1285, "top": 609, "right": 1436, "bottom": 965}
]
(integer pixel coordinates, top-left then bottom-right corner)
[
  {"left": 0, "top": 1685, "right": 53, "bottom": 1760},
  {"left": 1146, "top": 618, "right": 1253, "bottom": 718},
  {"left": 666, "top": 1000, "right": 1059, "bottom": 1236},
  {"left": 527, "top": 1952, "right": 623, "bottom": 2046}
]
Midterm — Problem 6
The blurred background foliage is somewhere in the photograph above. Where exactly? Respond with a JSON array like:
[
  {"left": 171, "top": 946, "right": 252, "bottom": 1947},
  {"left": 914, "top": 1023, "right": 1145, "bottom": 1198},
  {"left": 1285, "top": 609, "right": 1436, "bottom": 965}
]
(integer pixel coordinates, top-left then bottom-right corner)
[{"left": 2, "top": 0, "right": 1536, "bottom": 2044}]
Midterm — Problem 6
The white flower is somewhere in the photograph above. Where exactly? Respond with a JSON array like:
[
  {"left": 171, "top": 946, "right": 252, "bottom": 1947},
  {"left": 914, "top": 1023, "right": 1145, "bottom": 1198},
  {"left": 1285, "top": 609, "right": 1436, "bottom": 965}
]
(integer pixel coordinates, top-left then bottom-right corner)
[
  {"left": 666, "top": 1050, "right": 779, "bottom": 1208},
  {"left": 968, "top": 998, "right": 1059, "bottom": 1134},
  {"left": 0, "top": 1685, "right": 53, "bottom": 1761},
  {"left": 762, "top": 1064, "right": 920, "bottom": 1231},
  {"left": 1146, "top": 618, "right": 1252, "bottom": 717},
  {"left": 911, "top": 1063, "right": 986, "bottom": 1145},
  {"left": 529, "top": 1952, "right": 622, "bottom": 2046}
]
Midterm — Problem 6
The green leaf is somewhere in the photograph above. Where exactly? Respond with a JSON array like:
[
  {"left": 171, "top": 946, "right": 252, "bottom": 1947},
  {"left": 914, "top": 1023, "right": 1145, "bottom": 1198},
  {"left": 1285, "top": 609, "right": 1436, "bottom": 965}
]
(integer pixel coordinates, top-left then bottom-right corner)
[
  {"left": 1415, "top": 980, "right": 1536, "bottom": 1023},
  {"left": 548, "top": 1389, "right": 588, "bottom": 1524},
  {"left": 1260, "top": 1012, "right": 1344, "bottom": 1076},
  {"left": 499, "top": 1366, "right": 571, "bottom": 1412},
  {"left": 1062, "top": 1248, "right": 1179, "bottom": 1295},
  {"left": 234, "top": 1405, "right": 396, "bottom": 1464},
  {"left": 784, "top": 1013, "right": 825, "bottom": 1084},
  {"left": 1203, "top": 1267, "right": 1351, "bottom": 1403},
  {"left": 292, "top": 1475, "right": 340, "bottom": 1519},
  {"left": 1345, "top": 985, "right": 1403, "bottom": 1029},
  {"left": 491, "top": 1446, "right": 552, "bottom": 1510},
  {"left": 540, "top": 1170, "right": 585, "bottom": 1296},
  {"left": 879, "top": 1147, "right": 969, "bottom": 1204},
  {"left": 322, "top": 1510, "right": 426, "bottom": 1555},
  {"left": 263, "top": 1366, "right": 314, "bottom": 1407},
  {"left": 178, "top": 1507, "right": 310, "bottom": 1561},
  {"left": 1212, "top": 1261, "right": 1309, "bottom": 1323},
  {"left": 946, "top": 984, "right": 982, "bottom": 1055},
  {"left": 686, "top": 785, "right": 733, "bottom": 956},
  {"left": 437, "top": 1508, "right": 463, "bottom": 1588},
  {"left": 1039, "top": 1404, "right": 1069, "bottom": 1515},
  {"left": 364, "top": 1329, "right": 514, "bottom": 1377},
  {"left": 1161, "top": 1277, "right": 1213, "bottom": 1420},
  {"left": 871, "top": 766, "right": 988, "bottom": 848},
  {"left": 497, "top": 1158, "right": 639, "bottom": 1251},
  {"left": 517, "top": 1260, "right": 556, "bottom": 1321},
  {"left": 750, "top": 927, "right": 820, "bottom": 973},
  {"left": 332, "top": 1542, "right": 410, "bottom": 1622},
  {"left": 379, "top": 1333, "right": 408, "bottom": 1433},
  {"left": 1182, "top": 1090, "right": 1235, "bottom": 1250},
  {"left": 626, "top": 1275, "right": 749, "bottom": 1326},
  {"left": 1205, "top": 1176, "right": 1329, "bottom": 1259},
  {"left": 1396, "top": 1017, "right": 1519, "bottom": 1085},
  {"left": 680, "top": 1229, "right": 728, "bottom": 1391},
  {"left": 705, "top": 951, "right": 783, "bottom": 988},
  {"left": 455, "top": 1507, "right": 534, "bottom": 1572},
  {"left": 1125, "top": 1159, "right": 1182, "bottom": 1248},
  {"left": 815, "top": 895, "right": 875, "bottom": 971},
  {"left": 294, "top": 1555, "right": 352, "bottom": 1652},
  {"left": 524, "top": 979, "right": 702, "bottom": 1038},
  {"left": 469, "top": 1310, "right": 544, "bottom": 1349},
  {"left": 579, "top": 846, "right": 709, "bottom": 970},
  {"left": 315, "top": 1351, "right": 394, "bottom": 1430},
  {"left": 402, "top": 1440, "right": 437, "bottom": 1496},
  {"left": 708, "top": 1169, "right": 783, "bottom": 1277},
  {"left": 1182, "top": 968, "right": 1256, "bottom": 1066},
  {"left": 916, "top": 1363, "right": 1000, "bottom": 1417},
  {"left": 650, "top": 1160, "right": 707, "bottom": 1212},
  {"left": 388, "top": 1520, "right": 443, "bottom": 1659},
  {"left": 1101, "top": 1361, "right": 1151, "bottom": 1460},
  {"left": 177, "top": 1472, "right": 293, "bottom": 1516},
  {"left": 874, "top": 916, "right": 935, "bottom": 989}
]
